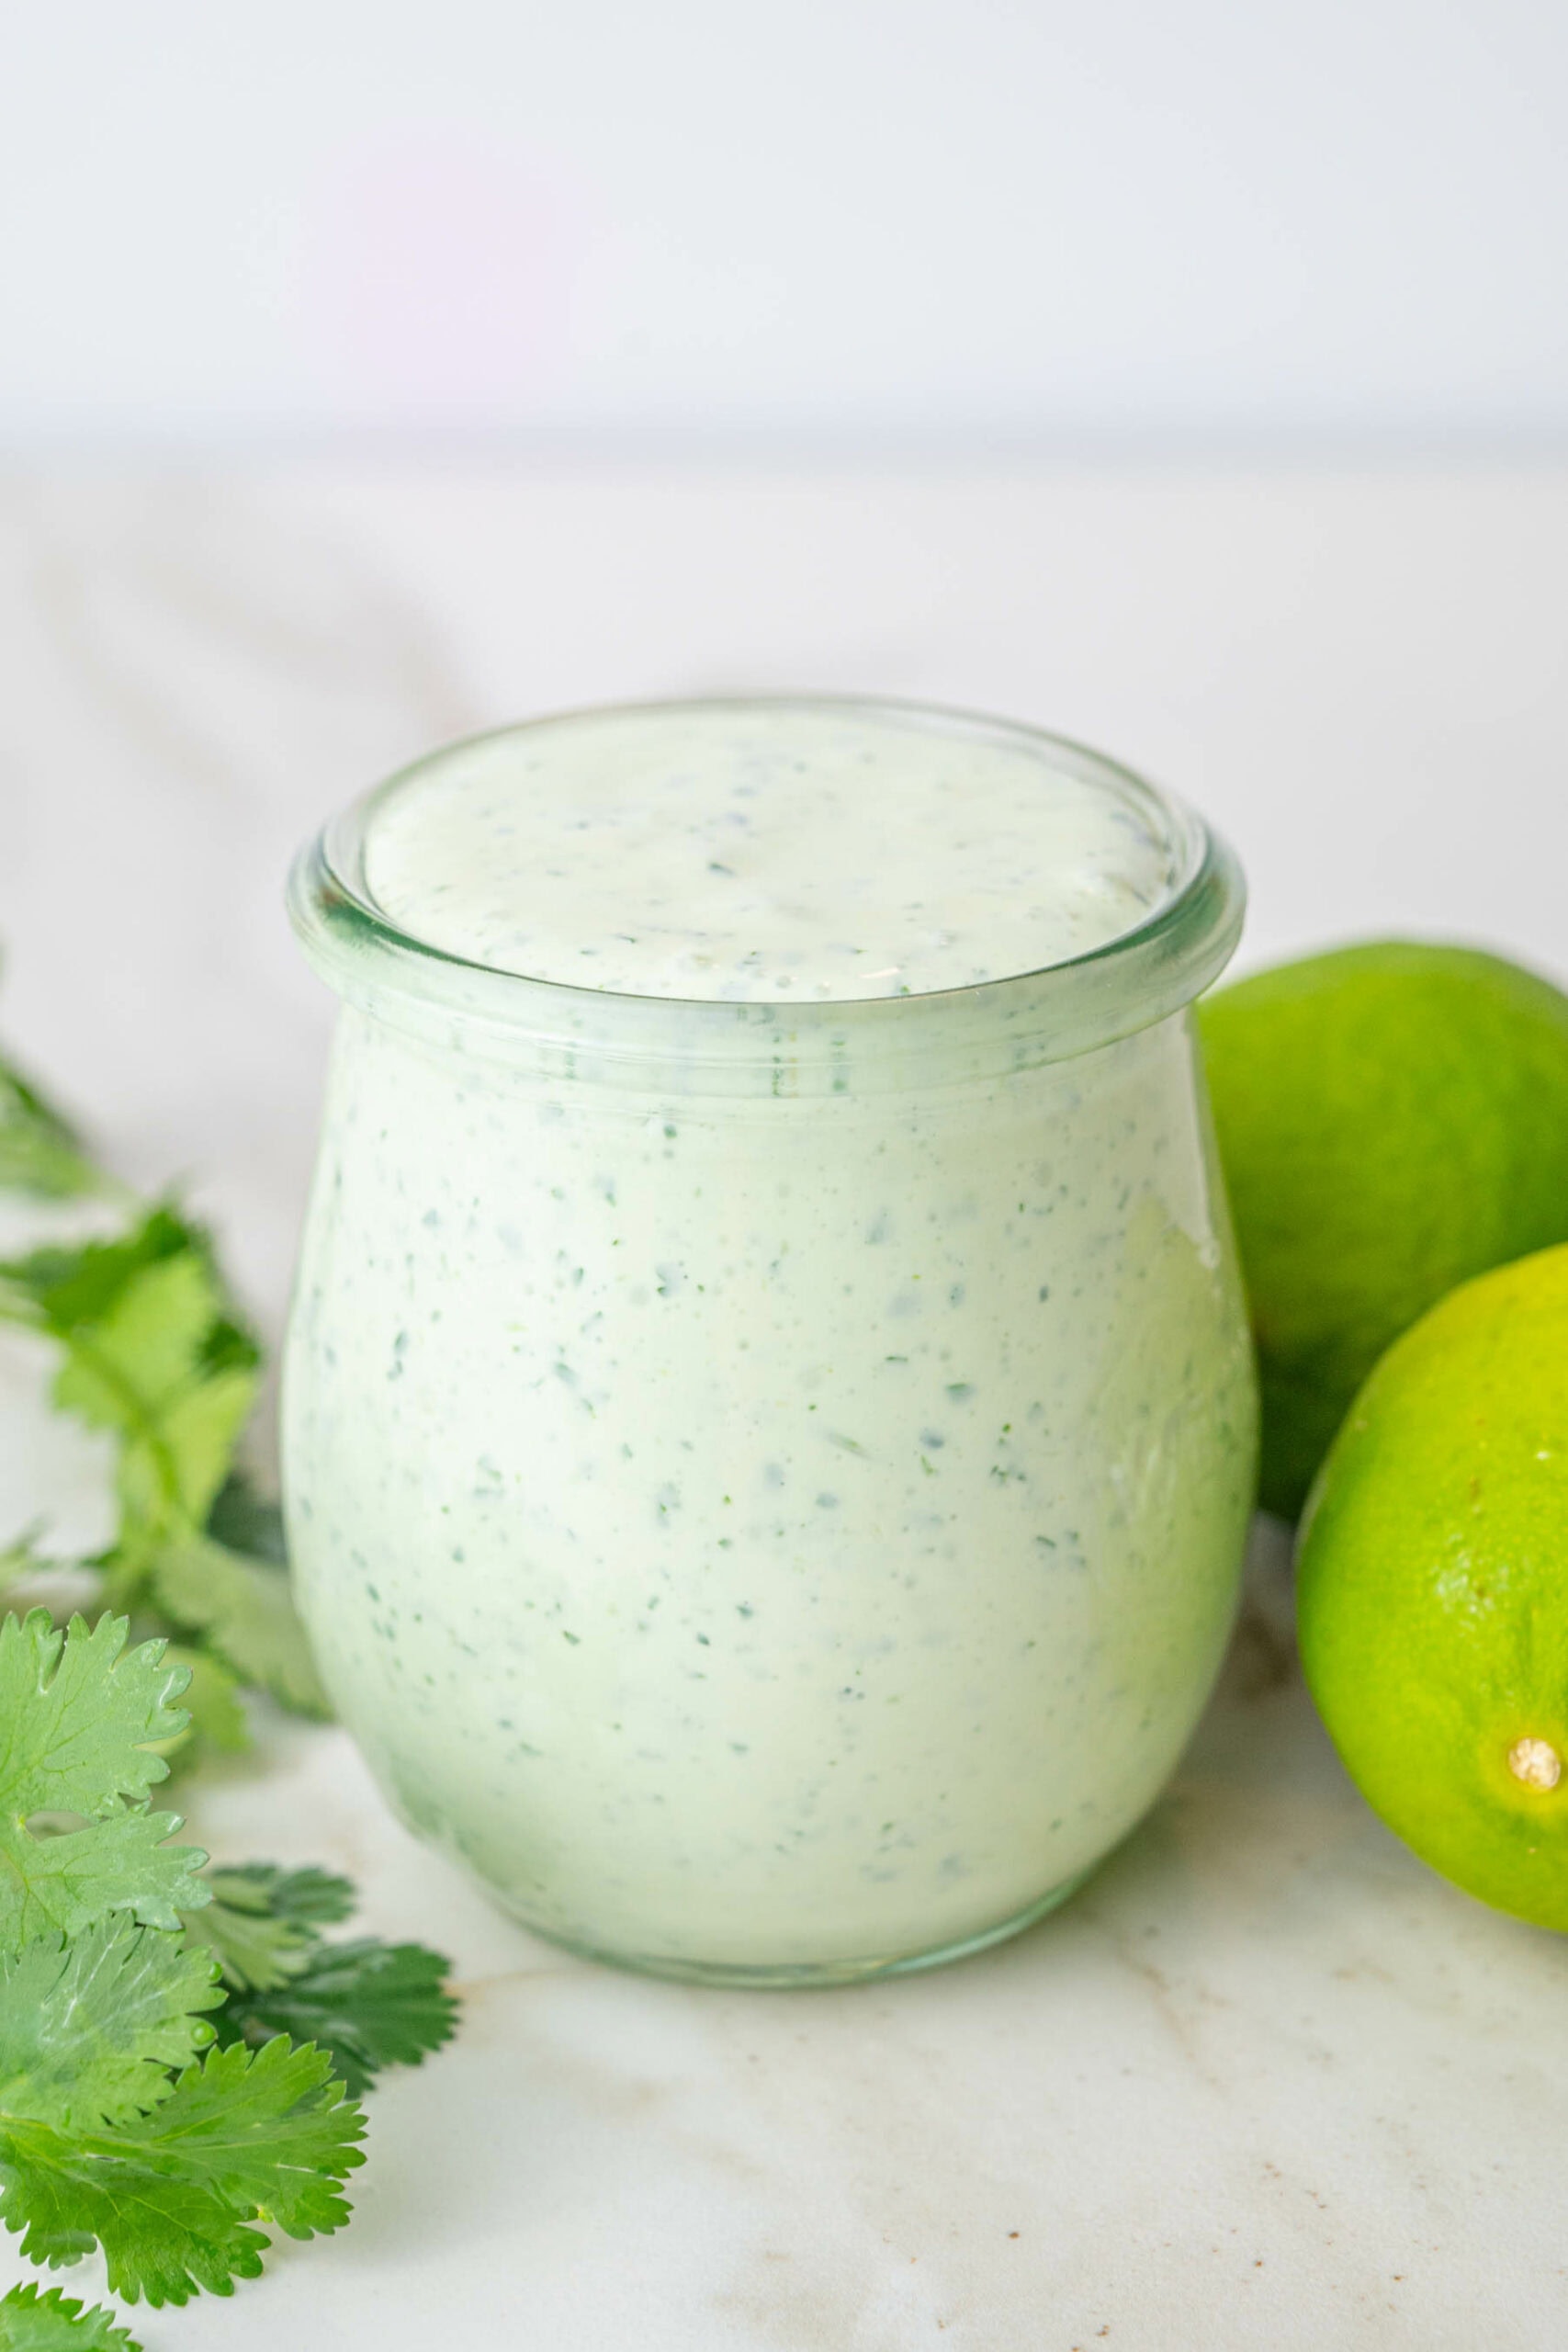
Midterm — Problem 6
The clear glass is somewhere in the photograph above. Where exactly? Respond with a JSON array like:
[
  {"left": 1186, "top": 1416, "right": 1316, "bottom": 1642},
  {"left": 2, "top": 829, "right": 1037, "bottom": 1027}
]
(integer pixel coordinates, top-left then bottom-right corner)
[{"left": 282, "top": 697, "right": 1257, "bottom": 1987}]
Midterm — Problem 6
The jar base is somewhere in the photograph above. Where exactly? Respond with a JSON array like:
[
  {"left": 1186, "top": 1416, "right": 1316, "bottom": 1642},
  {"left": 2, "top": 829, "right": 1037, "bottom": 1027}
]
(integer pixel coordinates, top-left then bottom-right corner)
[{"left": 509, "top": 1863, "right": 1099, "bottom": 1990}]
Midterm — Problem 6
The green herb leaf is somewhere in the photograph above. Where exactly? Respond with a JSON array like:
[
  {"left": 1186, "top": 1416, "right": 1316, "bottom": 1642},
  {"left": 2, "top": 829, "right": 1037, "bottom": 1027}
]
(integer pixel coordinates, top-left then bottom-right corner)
[
  {"left": 217, "top": 1865, "right": 356, "bottom": 1931},
  {"left": 0, "top": 1206, "right": 259, "bottom": 1566},
  {"left": 0, "top": 2038, "right": 364, "bottom": 2308},
  {"left": 214, "top": 1939, "right": 459, "bottom": 2098},
  {"left": 0, "top": 1614, "right": 207, "bottom": 1954},
  {"left": 182, "top": 1864, "right": 457, "bottom": 2093},
  {"left": 0, "top": 1211, "right": 328, "bottom": 1716},
  {"left": 179, "top": 1863, "right": 353, "bottom": 1997},
  {"left": 0, "top": 1015, "right": 456, "bottom": 2325},
  {"left": 149, "top": 1537, "right": 329, "bottom": 1718},
  {"left": 0, "top": 1919, "right": 221, "bottom": 2132},
  {"left": 0, "top": 2281, "right": 141, "bottom": 2350},
  {"left": 0, "top": 1062, "right": 99, "bottom": 1202}
]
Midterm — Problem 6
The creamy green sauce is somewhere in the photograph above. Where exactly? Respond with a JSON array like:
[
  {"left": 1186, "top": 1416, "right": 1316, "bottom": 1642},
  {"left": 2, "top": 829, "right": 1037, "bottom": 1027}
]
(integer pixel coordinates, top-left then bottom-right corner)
[
  {"left": 362, "top": 704, "right": 1176, "bottom": 1001},
  {"left": 285, "top": 707, "right": 1255, "bottom": 1975}
]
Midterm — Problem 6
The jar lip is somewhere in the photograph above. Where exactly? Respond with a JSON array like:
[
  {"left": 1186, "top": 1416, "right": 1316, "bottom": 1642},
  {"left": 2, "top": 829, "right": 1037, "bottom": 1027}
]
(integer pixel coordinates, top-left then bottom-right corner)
[{"left": 288, "top": 695, "right": 1246, "bottom": 1085}]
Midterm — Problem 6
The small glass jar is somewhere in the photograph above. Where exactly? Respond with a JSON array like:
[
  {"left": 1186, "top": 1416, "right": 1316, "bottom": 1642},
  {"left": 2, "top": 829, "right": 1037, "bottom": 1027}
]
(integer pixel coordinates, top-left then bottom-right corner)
[{"left": 283, "top": 698, "right": 1256, "bottom": 1986}]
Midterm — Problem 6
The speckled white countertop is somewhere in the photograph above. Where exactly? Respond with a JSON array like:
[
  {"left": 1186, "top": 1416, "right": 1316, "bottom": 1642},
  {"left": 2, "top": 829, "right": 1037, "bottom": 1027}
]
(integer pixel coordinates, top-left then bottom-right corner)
[{"left": 2, "top": 461, "right": 1566, "bottom": 2348}]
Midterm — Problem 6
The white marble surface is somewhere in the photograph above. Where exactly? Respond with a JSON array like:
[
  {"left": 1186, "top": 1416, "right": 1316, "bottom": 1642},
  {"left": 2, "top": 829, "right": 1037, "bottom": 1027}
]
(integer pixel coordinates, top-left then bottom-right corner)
[{"left": 3, "top": 462, "right": 1568, "bottom": 2347}]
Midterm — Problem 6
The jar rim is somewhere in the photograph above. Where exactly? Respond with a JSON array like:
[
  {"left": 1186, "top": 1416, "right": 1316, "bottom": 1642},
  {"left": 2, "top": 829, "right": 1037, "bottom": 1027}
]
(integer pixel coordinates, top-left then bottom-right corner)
[{"left": 288, "top": 695, "right": 1246, "bottom": 1092}]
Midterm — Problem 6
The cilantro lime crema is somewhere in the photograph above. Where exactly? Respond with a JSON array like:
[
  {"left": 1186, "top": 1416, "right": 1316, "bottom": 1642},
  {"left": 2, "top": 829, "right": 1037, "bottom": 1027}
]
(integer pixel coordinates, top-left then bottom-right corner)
[
  {"left": 358, "top": 703, "right": 1178, "bottom": 1001},
  {"left": 283, "top": 700, "right": 1258, "bottom": 1982}
]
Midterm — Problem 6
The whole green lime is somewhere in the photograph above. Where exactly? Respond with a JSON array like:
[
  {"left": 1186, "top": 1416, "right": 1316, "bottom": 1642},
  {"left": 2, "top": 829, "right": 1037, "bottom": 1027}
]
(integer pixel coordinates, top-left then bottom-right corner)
[
  {"left": 1199, "top": 942, "right": 1568, "bottom": 1518},
  {"left": 1297, "top": 1245, "right": 1568, "bottom": 1928}
]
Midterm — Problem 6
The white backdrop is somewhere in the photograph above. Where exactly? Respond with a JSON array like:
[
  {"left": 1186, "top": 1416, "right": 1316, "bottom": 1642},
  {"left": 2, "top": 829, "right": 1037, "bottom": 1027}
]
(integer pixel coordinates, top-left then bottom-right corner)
[{"left": 4, "top": 0, "right": 1567, "bottom": 442}]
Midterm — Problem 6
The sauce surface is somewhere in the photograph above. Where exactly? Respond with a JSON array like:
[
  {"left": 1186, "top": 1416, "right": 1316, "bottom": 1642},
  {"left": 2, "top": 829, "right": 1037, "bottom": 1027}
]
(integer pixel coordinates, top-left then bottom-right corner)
[{"left": 362, "top": 704, "right": 1177, "bottom": 1001}]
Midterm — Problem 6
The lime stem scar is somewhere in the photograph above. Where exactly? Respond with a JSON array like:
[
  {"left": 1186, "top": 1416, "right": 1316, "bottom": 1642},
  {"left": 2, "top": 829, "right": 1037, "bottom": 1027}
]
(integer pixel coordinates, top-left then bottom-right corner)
[{"left": 1507, "top": 1736, "right": 1562, "bottom": 1791}]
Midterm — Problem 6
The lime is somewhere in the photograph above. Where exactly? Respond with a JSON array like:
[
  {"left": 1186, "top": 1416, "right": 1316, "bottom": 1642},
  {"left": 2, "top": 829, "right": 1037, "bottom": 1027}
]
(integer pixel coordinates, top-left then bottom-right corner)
[
  {"left": 1199, "top": 941, "right": 1568, "bottom": 1518},
  {"left": 1297, "top": 1244, "right": 1568, "bottom": 1928}
]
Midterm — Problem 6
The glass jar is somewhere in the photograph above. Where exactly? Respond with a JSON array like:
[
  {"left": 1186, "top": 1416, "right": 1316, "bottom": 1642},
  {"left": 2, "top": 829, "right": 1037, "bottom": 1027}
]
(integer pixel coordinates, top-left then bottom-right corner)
[{"left": 283, "top": 698, "right": 1256, "bottom": 1986}]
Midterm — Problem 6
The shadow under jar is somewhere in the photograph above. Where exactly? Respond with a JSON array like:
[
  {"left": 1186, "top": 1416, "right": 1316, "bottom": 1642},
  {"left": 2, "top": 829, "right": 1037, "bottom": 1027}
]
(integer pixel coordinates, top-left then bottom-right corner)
[{"left": 283, "top": 696, "right": 1257, "bottom": 1986}]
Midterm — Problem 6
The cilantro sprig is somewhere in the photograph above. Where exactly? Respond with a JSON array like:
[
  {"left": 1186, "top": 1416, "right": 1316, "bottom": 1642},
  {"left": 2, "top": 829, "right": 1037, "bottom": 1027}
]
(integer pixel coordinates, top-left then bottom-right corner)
[
  {"left": 0, "top": 1026, "right": 459, "bottom": 2351},
  {"left": 1, "top": 1029, "right": 328, "bottom": 1742},
  {"left": 0, "top": 1613, "right": 457, "bottom": 2347},
  {"left": 0, "top": 1182, "right": 328, "bottom": 1741},
  {"left": 177, "top": 1866, "right": 457, "bottom": 2097}
]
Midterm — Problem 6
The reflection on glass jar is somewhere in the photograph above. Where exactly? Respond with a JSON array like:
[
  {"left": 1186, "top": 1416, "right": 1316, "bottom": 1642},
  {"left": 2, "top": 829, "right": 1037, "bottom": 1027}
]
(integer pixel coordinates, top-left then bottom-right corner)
[{"left": 283, "top": 699, "right": 1257, "bottom": 1985}]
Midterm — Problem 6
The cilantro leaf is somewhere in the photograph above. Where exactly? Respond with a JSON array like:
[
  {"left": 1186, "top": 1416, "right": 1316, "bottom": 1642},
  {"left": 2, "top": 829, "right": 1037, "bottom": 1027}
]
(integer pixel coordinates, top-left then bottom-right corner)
[
  {"left": 217, "top": 1865, "right": 355, "bottom": 1932},
  {"left": 178, "top": 1869, "right": 334, "bottom": 1997},
  {"left": 0, "top": 1614, "right": 207, "bottom": 1954},
  {"left": 149, "top": 1537, "right": 329, "bottom": 1719},
  {"left": 2, "top": 1817, "right": 207, "bottom": 1970},
  {"left": 0, "top": 2282, "right": 141, "bottom": 2350},
  {"left": 0, "top": 1613, "right": 183, "bottom": 1818},
  {"left": 0, "top": 1210, "right": 259, "bottom": 1555},
  {"left": 0, "top": 1061, "right": 100, "bottom": 1202},
  {"left": 213, "top": 1939, "right": 459, "bottom": 2098},
  {"left": 180, "top": 1864, "right": 457, "bottom": 2093},
  {"left": 0, "top": 1211, "right": 328, "bottom": 1720},
  {"left": 0, "top": 2038, "right": 364, "bottom": 2308},
  {"left": 127, "top": 2035, "right": 363, "bottom": 2232},
  {"left": 0, "top": 1920, "right": 220, "bottom": 2132},
  {"left": 183, "top": 1862, "right": 355, "bottom": 1995}
]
